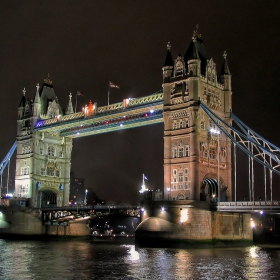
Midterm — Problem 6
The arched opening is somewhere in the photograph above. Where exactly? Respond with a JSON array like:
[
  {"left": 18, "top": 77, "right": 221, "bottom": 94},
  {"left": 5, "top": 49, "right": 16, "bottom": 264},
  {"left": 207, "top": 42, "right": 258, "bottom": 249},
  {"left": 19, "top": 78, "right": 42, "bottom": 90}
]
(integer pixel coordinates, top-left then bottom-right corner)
[
  {"left": 177, "top": 194, "right": 185, "bottom": 200},
  {"left": 201, "top": 178, "right": 218, "bottom": 202},
  {"left": 39, "top": 190, "right": 58, "bottom": 207}
]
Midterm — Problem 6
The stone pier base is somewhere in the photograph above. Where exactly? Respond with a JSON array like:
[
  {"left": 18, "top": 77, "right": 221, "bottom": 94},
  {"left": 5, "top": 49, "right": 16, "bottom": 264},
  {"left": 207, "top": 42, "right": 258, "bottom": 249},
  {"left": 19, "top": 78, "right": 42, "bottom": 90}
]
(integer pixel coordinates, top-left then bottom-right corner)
[{"left": 135, "top": 201, "right": 253, "bottom": 248}]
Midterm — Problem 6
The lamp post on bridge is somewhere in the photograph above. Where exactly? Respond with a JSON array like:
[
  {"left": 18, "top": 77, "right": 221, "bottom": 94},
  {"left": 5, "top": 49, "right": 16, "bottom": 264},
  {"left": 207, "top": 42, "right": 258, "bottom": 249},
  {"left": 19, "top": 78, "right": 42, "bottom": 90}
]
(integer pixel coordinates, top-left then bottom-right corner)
[
  {"left": 210, "top": 128, "right": 220, "bottom": 203},
  {"left": 84, "top": 189, "right": 88, "bottom": 206},
  {"left": 167, "top": 187, "right": 170, "bottom": 200}
]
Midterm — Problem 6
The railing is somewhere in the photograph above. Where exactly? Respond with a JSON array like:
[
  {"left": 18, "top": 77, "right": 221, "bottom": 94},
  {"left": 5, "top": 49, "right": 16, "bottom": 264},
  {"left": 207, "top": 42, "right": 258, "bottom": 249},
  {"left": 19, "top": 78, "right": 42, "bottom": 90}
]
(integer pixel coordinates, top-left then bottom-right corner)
[
  {"left": 40, "top": 204, "right": 140, "bottom": 211},
  {"left": 212, "top": 201, "right": 280, "bottom": 212},
  {"left": 218, "top": 201, "right": 280, "bottom": 207},
  {"left": 35, "top": 92, "right": 163, "bottom": 128}
]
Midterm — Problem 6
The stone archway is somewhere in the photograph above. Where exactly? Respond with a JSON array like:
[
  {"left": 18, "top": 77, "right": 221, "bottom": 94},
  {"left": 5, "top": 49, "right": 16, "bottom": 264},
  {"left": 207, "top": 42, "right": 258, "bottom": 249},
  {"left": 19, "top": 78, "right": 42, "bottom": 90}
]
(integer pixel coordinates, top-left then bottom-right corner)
[
  {"left": 201, "top": 177, "right": 218, "bottom": 202},
  {"left": 177, "top": 193, "right": 185, "bottom": 200},
  {"left": 38, "top": 189, "right": 59, "bottom": 207}
]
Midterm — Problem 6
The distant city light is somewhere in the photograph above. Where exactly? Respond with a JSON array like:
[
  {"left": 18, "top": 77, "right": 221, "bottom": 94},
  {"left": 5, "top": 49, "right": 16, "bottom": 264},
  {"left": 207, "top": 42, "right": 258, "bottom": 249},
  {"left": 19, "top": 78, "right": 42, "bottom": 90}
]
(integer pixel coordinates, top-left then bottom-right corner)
[
  {"left": 161, "top": 207, "right": 165, "bottom": 212},
  {"left": 150, "top": 110, "right": 154, "bottom": 113}
]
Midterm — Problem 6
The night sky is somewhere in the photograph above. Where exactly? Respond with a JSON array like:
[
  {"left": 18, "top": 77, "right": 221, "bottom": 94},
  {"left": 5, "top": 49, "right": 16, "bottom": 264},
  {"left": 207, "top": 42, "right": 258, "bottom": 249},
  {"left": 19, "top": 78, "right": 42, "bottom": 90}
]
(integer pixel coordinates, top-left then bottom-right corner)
[{"left": 1, "top": 1, "right": 280, "bottom": 204}]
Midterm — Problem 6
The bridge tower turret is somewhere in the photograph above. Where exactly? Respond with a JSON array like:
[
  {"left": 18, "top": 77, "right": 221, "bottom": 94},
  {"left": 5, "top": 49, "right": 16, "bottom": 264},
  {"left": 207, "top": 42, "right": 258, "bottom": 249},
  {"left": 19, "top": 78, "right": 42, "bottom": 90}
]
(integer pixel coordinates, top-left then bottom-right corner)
[
  {"left": 163, "top": 26, "right": 232, "bottom": 202},
  {"left": 15, "top": 76, "right": 72, "bottom": 208}
]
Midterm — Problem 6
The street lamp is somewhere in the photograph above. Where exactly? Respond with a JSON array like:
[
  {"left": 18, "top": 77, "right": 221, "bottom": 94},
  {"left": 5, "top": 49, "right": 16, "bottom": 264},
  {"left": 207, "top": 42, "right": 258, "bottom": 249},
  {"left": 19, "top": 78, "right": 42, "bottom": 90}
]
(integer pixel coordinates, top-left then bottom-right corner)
[
  {"left": 167, "top": 187, "right": 170, "bottom": 200},
  {"left": 210, "top": 128, "right": 220, "bottom": 203},
  {"left": 84, "top": 189, "right": 88, "bottom": 205}
]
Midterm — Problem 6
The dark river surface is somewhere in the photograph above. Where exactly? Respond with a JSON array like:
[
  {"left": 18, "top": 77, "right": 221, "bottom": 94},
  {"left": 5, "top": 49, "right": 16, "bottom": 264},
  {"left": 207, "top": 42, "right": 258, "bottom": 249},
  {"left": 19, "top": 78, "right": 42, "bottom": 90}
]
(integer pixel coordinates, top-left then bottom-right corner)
[{"left": 0, "top": 238, "right": 280, "bottom": 280}]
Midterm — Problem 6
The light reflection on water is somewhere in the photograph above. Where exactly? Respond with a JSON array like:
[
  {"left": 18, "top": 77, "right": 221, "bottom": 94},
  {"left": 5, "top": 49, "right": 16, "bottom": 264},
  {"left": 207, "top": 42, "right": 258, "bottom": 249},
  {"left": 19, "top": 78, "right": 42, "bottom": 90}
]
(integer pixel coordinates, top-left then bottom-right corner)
[{"left": 0, "top": 239, "right": 279, "bottom": 280}]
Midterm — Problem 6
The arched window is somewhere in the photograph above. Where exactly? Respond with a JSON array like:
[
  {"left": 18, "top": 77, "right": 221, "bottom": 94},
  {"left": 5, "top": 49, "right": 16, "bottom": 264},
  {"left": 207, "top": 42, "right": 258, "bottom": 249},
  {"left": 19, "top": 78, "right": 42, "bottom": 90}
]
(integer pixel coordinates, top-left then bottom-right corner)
[
  {"left": 176, "top": 61, "right": 184, "bottom": 76},
  {"left": 209, "top": 147, "right": 215, "bottom": 159},
  {"left": 184, "top": 146, "right": 190, "bottom": 157},
  {"left": 48, "top": 146, "right": 55, "bottom": 156},
  {"left": 173, "top": 147, "right": 177, "bottom": 158},
  {"left": 21, "top": 167, "right": 29, "bottom": 175},
  {"left": 47, "top": 167, "right": 55, "bottom": 176},
  {"left": 179, "top": 147, "right": 184, "bottom": 157},
  {"left": 40, "top": 168, "right": 46, "bottom": 176},
  {"left": 56, "top": 170, "right": 60, "bottom": 177}
]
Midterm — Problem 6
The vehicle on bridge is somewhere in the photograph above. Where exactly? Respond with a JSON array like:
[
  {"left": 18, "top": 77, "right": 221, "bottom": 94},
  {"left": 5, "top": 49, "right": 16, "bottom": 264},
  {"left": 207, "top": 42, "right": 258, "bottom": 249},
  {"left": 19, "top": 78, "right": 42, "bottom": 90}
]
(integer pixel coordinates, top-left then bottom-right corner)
[{"left": 89, "top": 213, "right": 140, "bottom": 237}]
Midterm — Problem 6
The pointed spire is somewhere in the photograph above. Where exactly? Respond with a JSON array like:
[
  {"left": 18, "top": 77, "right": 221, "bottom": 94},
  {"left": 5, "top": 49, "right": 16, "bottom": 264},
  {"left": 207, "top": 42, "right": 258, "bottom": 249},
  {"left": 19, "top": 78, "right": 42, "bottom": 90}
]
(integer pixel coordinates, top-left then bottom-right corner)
[
  {"left": 192, "top": 24, "right": 202, "bottom": 41},
  {"left": 34, "top": 83, "right": 40, "bottom": 103},
  {"left": 220, "top": 51, "right": 231, "bottom": 75},
  {"left": 18, "top": 88, "right": 26, "bottom": 107},
  {"left": 44, "top": 73, "right": 53, "bottom": 86},
  {"left": 163, "top": 41, "right": 174, "bottom": 67},
  {"left": 65, "top": 92, "right": 74, "bottom": 115}
]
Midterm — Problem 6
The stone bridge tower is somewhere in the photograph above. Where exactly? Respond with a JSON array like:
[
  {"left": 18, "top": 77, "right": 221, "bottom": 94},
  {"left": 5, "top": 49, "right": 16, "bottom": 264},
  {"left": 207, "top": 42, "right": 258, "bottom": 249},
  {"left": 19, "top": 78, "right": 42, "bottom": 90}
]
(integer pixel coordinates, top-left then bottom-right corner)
[
  {"left": 15, "top": 76, "right": 73, "bottom": 207},
  {"left": 163, "top": 27, "right": 232, "bottom": 202}
]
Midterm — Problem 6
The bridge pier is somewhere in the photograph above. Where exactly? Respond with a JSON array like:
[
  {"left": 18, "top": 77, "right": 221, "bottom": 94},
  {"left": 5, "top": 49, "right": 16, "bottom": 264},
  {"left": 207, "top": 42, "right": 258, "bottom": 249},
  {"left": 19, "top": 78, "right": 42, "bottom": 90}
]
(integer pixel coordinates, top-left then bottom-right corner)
[{"left": 135, "top": 200, "right": 253, "bottom": 248}]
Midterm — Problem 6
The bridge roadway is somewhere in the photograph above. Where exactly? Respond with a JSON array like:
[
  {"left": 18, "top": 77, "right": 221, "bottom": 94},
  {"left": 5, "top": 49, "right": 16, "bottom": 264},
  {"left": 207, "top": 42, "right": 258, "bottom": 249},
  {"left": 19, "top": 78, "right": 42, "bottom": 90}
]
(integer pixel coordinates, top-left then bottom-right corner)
[
  {"left": 35, "top": 92, "right": 164, "bottom": 138},
  {"left": 41, "top": 204, "right": 140, "bottom": 212},
  {"left": 41, "top": 201, "right": 280, "bottom": 217},
  {"left": 40, "top": 204, "right": 141, "bottom": 222}
]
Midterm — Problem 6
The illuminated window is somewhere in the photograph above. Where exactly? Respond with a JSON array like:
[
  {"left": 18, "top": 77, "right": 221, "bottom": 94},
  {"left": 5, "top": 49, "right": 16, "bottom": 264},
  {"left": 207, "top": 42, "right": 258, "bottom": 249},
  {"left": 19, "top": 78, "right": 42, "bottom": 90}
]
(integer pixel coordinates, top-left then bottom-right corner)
[
  {"left": 176, "top": 61, "right": 184, "bottom": 76},
  {"left": 21, "top": 167, "right": 29, "bottom": 175},
  {"left": 184, "top": 146, "right": 190, "bottom": 157},
  {"left": 173, "top": 147, "right": 177, "bottom": 158},
  {"left": 47, "top": 167, "right": 55, "bottom": 176},
  {"left": 203, "top": 147, "right": 207, "bottom": 158},
  {"left": 47, "top": 146, "right": 55, "bottom": 156},
  {"left": 201, "top": 121, "right": 205, "bottom": 130},
  {"left": 179, "top": 147, "right": 184, "bottom": 157},
  {"left": 209, "top": 148, "right": 215, "bottom": 159},
  {"left": 209, "top": 120, "right": 215, "bottom": 129},
  {"left": 179, "top": 174, "right": 183, "bottom": 182},
  {"left": 180, "top": 121, "right": 183, "bottom": 128}
]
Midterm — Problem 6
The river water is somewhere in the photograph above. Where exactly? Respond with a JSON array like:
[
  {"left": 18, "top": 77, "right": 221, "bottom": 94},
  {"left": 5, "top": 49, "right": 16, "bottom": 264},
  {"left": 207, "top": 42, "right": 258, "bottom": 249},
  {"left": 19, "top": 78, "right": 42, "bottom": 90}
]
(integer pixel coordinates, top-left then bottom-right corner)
[{"left": 0, "top": 238, "right": 279, "bottom": 280}]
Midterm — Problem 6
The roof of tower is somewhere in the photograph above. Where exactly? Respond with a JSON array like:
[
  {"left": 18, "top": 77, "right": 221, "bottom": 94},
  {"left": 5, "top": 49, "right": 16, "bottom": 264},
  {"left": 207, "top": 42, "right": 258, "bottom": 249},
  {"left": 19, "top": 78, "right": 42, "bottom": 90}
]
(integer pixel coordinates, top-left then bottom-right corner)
[
  {"left": 184, "top": 25, "right": 209, "bottom": 74},
  {"left": 18, "top": 88, "right": 26, "bottom": 107},
  {"left": 220, "top": 51, "right": 231, "bottom": 75},
  {"left": 39, "top": 74, "right": 62, "bottom": 115},
  {"left": 163, "top": 42, "right": 174, "bottom": 67}
]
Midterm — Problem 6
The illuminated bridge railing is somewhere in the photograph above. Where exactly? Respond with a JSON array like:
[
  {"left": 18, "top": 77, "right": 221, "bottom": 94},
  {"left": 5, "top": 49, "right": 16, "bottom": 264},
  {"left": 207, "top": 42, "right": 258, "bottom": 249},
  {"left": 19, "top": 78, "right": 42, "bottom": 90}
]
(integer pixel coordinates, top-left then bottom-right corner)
[
  {"left": 36, "top": 92, "right": 163, "bottom": 128},
  {"left": 40, "top": 204, "right": 140, "bottom": 211},
  {"left": 213, "top": 201, "right": 280, "bottom": 212}
]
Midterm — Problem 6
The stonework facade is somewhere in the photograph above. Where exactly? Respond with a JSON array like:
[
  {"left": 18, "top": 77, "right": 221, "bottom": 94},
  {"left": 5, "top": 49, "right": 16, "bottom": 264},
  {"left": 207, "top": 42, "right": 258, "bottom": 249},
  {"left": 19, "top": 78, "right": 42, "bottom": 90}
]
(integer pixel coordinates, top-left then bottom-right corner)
[
  {"left": 162, "top": 29, "right": 232, "bottom": 202},
  {"left": 15, "top": 78, "right": 73, "bottom": 207}
]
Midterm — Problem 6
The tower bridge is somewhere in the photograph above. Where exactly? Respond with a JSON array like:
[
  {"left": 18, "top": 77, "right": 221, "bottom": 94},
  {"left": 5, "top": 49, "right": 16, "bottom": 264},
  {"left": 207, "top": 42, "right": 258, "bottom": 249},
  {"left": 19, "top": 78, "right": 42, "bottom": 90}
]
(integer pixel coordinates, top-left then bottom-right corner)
[{"left": 1, "top": 27, "right": 280, "bottom": 242}]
